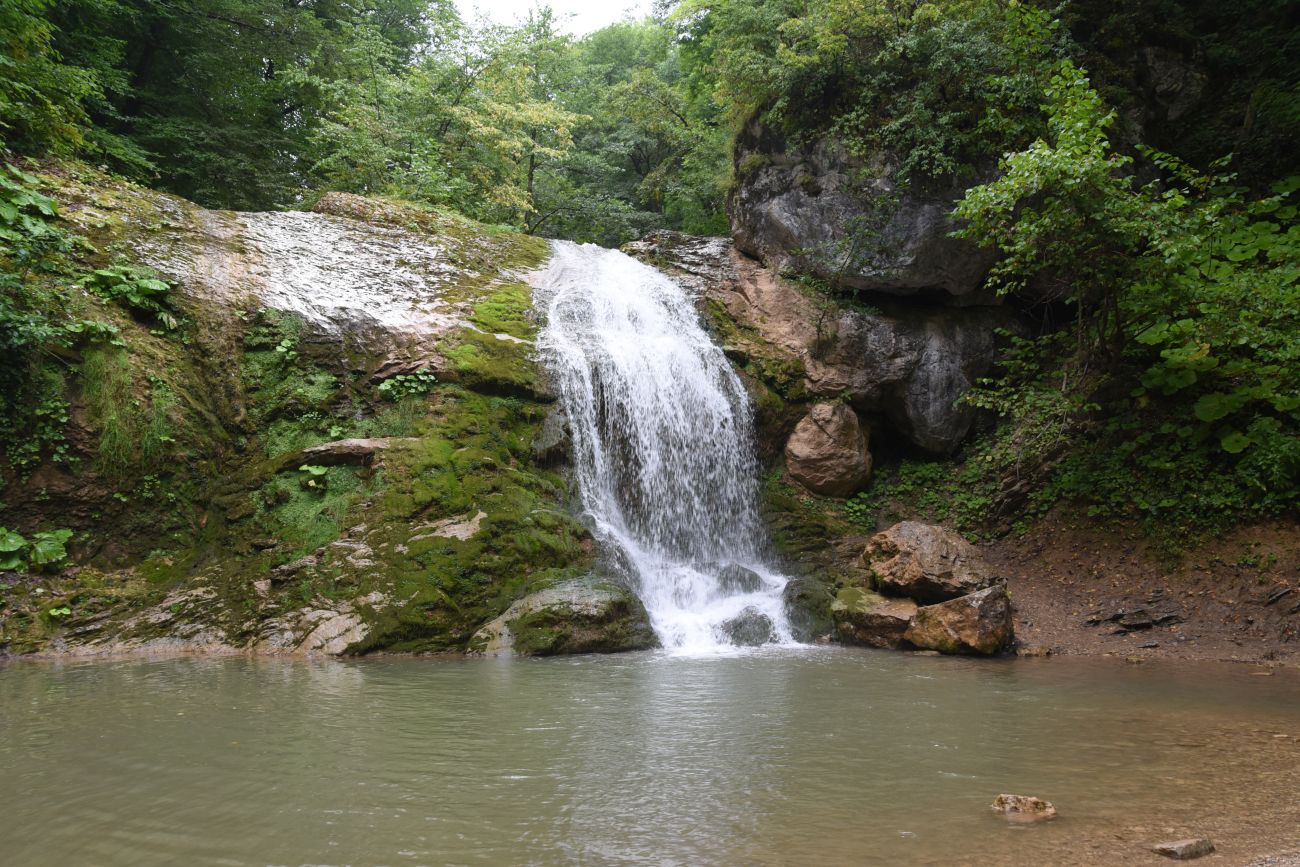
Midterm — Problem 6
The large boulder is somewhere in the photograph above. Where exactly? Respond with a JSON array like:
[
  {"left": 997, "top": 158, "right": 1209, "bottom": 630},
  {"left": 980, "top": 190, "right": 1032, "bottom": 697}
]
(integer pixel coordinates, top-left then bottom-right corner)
[
  {"left": 831, "top": 587, "right": 918, "bottom": 649},
  {"left": 719, "top": 607, "right": 775, "bottom": 646},
  {"left": 781, "top": 576, "right": 835, "bottom": 641},
  {"left": 470, "top": 576, "right": 657, "bottom": 656},
  {"left": 904, "top": 584, "right": 1013, "bottom": 655},
  {"left": 865, "top": 521, "right": 995, "bottom": 604},
  {"left": 785, "top": 402, "right": 872, "bottom": 497},
  {"left": 729, "top": 120, "right": 996, "bottom": 297}
]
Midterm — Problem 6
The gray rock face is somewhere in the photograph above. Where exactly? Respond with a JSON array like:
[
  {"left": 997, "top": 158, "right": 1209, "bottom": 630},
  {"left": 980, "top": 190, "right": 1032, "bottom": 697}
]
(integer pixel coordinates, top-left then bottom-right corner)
[
  {"left": 729, "top": 120, "right": 995, "bottom": 297},
  {"left": 720, "top": 606, "right": 775, "bottom": 646},
  {"left": 831, "top": 587, "right": 918, "bottom": 649},
  {"left": 865, "top": 521, "right": 995, "bottom": 604},
  {"left": 624, "top": 231, "right": 1007, "bottom": 454},
  {"left": 784, "top": 402, "right": 872, "bottom": 497},
  {"left": 717, "top": 563, "right": 763, "bottom": 595},
  {"left": 904, "top": 584, "right": 1014, "bottom": 655},
  {"left": 781, "top": 577, "right": 835, "bottom": 642},
  {"left": 471, "top": 576, "right": 658, "bottom": 657}
]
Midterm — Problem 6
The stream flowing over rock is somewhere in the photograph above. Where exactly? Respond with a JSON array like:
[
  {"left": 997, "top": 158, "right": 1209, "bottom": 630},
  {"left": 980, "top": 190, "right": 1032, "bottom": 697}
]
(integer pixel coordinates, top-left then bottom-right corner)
[{"left": 536, "top": 241, "right": 795, "bottom": 650}]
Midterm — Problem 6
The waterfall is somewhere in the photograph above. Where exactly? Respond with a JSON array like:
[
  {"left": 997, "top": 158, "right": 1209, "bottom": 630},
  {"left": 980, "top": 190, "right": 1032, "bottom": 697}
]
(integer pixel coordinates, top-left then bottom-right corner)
[{"left": 537, "top": 241, "right": 793, "bottom": 651}]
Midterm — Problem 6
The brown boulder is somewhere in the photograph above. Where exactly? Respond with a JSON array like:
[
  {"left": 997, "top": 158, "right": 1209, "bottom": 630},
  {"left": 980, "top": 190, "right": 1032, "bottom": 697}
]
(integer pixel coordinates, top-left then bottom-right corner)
[
  {"left": 904, "top": 585, "right": 1013, "bottom": 655},
  {"left": 784, "top": 402, "right": 871, "bottom": 497},
  {"left": 865, "top": 521, "right": 994, "bottom": 603},
  {"left": 991, "top": 794, "right": 1058, "bottom": 822},
  {"left": 832, "top": 587, "right": 917, "bottom": 649}
]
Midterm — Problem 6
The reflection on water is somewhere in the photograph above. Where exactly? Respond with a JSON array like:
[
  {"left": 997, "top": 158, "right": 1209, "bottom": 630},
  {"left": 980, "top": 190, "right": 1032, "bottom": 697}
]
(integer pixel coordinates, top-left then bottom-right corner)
[{"left": 1, "top": 650, "right": 1298, "bottom": 866}]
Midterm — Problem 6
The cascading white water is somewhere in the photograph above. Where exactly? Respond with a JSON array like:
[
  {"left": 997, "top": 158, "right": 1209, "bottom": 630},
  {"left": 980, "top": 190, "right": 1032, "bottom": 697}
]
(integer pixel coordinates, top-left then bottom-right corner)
[{"left": 537, "top": 241, "right": 794, "bottom": 651}]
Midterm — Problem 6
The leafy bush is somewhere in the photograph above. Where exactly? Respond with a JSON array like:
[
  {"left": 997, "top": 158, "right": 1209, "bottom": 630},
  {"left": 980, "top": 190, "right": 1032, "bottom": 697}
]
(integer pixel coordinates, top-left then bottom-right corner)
[
  {"left": 0, "top": 526, "right": 73, "bottom": 571},
  {"left": 377, "top": 368, "right": 437, "bottom": 402},
  {"left": 952, "top": 61, "right": 1300, "bottom": 531},
  {"left": 81, "top": 264, "right": 179, "bottom": 330}
]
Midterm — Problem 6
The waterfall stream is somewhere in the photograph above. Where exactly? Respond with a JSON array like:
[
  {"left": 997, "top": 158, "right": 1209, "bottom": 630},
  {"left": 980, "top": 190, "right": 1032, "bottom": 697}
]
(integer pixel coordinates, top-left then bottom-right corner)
[{"left": 537, "top": 241, "right": 793, "bottom": 651}]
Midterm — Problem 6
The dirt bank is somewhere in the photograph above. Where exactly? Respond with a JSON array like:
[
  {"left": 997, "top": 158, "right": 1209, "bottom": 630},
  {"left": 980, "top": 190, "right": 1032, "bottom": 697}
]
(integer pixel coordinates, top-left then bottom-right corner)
[{"left": 988, "top": 516, "right": 1300, "bottom": 665}]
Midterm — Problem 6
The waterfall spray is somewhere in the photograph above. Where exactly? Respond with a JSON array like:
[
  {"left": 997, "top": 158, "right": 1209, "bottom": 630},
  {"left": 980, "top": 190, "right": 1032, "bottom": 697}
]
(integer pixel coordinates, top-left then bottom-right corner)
[{"left": 537, "top": 241, "right": 794, "bottom": 651}]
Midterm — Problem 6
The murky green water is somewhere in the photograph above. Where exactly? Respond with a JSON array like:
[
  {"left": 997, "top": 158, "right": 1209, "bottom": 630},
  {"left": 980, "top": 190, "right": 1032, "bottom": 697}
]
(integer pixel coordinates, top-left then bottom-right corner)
[{"left": 2, "top": 649, "right": 1298, "bottom": 866}]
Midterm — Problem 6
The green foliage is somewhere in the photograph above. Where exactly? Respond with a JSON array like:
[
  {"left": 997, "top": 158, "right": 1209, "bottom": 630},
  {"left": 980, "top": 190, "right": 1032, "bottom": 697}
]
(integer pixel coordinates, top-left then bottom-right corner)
[
  {"left": 0, "top": 526, "right": 72, "bottom": 571},
  {"left": 376, "top": 369, "right": 436, "bottom": 402},
  {"left": 677, "top": 0, "right": 1059, "bottom": 183},
  {"left": 953, "top": 63, "right": 1300, "bottom": 531},
  {"left": 0, "top": 0, "right": 99, "bottom": 153},
  {"left": 81, "top": 264, "right": 178, "bottom": 329},
  {"left": 0, "top": 526, "right": 25, "bottom": 569}
]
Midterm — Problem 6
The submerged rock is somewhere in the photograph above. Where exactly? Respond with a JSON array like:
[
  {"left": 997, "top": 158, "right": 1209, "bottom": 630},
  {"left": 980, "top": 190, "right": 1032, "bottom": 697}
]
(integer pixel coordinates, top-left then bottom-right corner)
[
  {"left": 720, "top": 607, "right": 775, "bottom": 646},
  {"left": 865, "top": 521, "right": 994, "bottom": 604},
  {"left": 470, "top": 576, "right": 657, "bottom": 657},
  {"left": 991, "top": 794, "right": 1058, "bottom": 822},
  {"left": 831, "top": 587, "right": 918, "bottom": 649},
  {"left": 781, "top": 577, "right": 835, "bottom": 642},
  {"left": 785, "top": 402, "right": 872, "bottom": 497},
  {"left": 904, "top": 585, "right": 1013, "bottom": 655},
  {"left": 1152, "top": 839, "right": 1215, "bottom": 860},
  {"left": 717, "top": 563, "right": 764, "bottom": 595}
]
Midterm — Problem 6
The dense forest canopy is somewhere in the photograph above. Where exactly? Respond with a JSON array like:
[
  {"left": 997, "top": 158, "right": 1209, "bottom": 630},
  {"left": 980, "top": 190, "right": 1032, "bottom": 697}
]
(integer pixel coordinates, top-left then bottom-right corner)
[{"left": 2, "top": 0, "right": 1298, "bottom": 536}]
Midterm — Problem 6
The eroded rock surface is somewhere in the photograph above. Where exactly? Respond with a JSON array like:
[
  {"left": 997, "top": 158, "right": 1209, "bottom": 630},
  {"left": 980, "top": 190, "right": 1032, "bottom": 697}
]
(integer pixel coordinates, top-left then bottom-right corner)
[
  {"left": 904, "top": 584, "right": 1013, "bottom": 655},
  {"left": 866, "top": 521, "right": 995, "bottom": 604},
  {"left": 624, "top": 231, "right": 1006, "bottom": 453},
  {"left": 785, "top": 402, "right": 872, "bottom": 497},
  {"left": 729, "top": 120, "right": 996, "bottom": 297}
]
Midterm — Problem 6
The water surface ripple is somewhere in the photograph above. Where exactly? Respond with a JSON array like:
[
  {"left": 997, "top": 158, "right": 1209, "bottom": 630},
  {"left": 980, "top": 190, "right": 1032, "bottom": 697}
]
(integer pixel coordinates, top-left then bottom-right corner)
[{"left": 2, "top": 651, "right": 1299, "bottom": 865}]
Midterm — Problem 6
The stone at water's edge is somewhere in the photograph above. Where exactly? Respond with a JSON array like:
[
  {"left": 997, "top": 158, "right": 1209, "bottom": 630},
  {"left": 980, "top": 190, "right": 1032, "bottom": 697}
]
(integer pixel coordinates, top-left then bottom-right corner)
[
  {"left": 470, "top": 576, "right": 658, "bottom": 657},
  {"left": 782, "top": 577, "right": 835, "bottom": 642},
  {"left": 784, "top": 402, "right": 872, "bottom": 497},
  {"left": 832, "top": 587, "right": 917, "bottom": 649},
  {"left": 1152, "top": 839, "right": 1216, "bottom": 860},
  {"left": 865, "top": 521, "right": 995, "bottom": 604},
  {"left": 904, "top": 585, "right": 1014, "bottom": 655}
]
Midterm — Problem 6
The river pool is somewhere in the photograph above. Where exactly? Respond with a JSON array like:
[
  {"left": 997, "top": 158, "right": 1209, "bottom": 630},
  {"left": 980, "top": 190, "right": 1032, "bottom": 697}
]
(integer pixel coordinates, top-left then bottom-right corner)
[{"left": 2, "top": 649, "right": 1298, "bottom": 866}]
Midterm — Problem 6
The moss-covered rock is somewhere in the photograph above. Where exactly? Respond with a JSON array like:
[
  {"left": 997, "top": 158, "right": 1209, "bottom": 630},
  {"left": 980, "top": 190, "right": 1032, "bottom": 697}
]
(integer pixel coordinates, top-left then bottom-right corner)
[
  {"left": 0, "top": 164, "right": 600, "bottom": 658},
  {"left": 469, "top": 575, "right": 657, "bottom": 656},
  {"left": 831, "top": 586, "right": 917, "bottom": 649}
]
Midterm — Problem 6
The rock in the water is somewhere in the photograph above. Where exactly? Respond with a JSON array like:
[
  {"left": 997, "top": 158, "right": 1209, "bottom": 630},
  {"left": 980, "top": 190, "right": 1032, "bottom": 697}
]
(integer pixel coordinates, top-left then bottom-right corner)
[
  {"left": 785, "top": 402, "right": 872, "bottom": 497},
  {"left": 782, "top": 577, "right": 835, "bottom": 642},
  {"left": 470, "top": 576, "right": 657, "bottom": 657},
  {"left": 991, "top": 794, "right": 1058, "bottom": 821},
  {"left": 717, "top": 563, "right": 763, "bottom": 595},
  {"left": 729, "top": 120, "right": 995, "bottom": 297},
  {"left": 831, "top": 587, "right": 918, "bottom": 649},
  {"left": 720, "top": 606, "right": 775, "bottom": 646},
  {"left": 1152, "top": 839, "right": 1216, "bottom": 860},
  {"left": 904, "top": 585, "right": 1013, "bottom": 655},
  {"left": 865, "top": 521, "right": 994, "bottom": 604}
]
